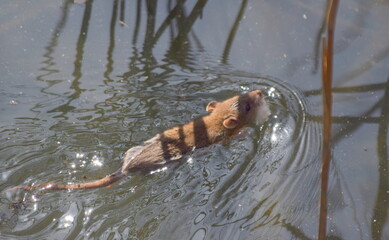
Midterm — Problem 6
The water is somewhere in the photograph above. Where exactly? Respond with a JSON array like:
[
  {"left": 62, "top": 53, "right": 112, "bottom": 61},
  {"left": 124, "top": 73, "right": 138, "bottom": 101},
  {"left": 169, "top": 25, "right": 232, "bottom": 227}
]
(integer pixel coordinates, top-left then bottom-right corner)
[{"left": 0, "top": 0, "right": 388, "bottom": 239}]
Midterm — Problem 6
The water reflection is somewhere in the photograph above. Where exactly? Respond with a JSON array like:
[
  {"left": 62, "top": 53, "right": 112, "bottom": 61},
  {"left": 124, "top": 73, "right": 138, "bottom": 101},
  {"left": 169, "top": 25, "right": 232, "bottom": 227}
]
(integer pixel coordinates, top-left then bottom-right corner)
[
  {"left": 372, "top": 76, "right": 388, "bottom": 240},
  {"left": 221, "top": 0, "right": 248, "bottom": 64},
  {"left": 0, "top": 0, "right": 388, "bottom": 239}
]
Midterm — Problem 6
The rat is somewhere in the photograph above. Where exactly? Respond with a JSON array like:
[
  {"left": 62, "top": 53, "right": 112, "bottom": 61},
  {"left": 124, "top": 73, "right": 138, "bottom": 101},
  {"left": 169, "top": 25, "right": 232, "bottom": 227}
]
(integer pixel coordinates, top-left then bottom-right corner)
[{"left": 5, "top": 90, "right": 270, "bottom": 192}]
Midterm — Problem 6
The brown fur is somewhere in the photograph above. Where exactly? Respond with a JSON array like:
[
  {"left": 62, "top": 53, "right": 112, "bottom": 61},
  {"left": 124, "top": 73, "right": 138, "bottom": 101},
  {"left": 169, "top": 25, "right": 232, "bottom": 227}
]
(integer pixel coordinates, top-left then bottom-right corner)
[{"left": 6, "top": 90, "right": 269, "bottom": 192}]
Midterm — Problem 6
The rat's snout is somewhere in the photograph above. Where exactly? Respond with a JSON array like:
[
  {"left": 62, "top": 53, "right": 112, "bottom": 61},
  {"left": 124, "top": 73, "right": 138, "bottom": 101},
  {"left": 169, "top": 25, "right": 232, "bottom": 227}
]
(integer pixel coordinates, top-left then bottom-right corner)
[{"left": 250, "top": 89, "right": 263, "bottom": 99}]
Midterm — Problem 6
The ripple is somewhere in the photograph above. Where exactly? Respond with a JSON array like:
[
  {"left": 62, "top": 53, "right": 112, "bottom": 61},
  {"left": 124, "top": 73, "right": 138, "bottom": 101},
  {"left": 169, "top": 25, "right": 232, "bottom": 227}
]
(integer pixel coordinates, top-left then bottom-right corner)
[
  {"left": 0, "top": 71, "right": 322, "bottom": 239},
  {"left": 258, "top": 76, "right": 321, "bottom": 173},
  {"left": 206, "top": 72, "right": 322, "bottom": 238}
]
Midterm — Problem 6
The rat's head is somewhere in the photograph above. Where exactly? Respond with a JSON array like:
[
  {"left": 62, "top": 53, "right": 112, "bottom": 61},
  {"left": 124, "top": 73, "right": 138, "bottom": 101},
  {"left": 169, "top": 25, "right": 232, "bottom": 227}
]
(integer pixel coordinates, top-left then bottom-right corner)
[{"left": 206, "top": 90, "right": 270, "bottom": 131}]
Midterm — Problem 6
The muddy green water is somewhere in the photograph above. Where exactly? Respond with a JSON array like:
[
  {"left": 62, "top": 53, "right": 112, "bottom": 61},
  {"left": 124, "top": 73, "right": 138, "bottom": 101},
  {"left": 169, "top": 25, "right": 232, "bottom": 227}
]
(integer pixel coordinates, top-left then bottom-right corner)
[{"left": 0, "top": 0, "right": 388, "bottom": 239}]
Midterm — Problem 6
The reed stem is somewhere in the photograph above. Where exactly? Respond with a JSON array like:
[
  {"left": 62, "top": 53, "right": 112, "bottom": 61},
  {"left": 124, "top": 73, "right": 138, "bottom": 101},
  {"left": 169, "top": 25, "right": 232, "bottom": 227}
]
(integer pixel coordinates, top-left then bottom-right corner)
[{"left": 318, "top": 0, "right": 339, "bottom": 239}]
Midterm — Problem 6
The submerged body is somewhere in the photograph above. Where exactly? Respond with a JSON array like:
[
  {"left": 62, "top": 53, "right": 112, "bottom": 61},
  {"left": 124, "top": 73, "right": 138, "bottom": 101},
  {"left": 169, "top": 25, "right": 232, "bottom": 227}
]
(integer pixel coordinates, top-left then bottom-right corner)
[{"left": 8, "top": 90, "right": 270, "bottom": 191}]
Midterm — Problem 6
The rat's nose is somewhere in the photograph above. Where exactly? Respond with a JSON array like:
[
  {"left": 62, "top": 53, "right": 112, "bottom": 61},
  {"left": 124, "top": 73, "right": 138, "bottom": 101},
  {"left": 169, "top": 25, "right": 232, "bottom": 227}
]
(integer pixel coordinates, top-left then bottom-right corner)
[{"left": 254, "top": 90, "right": 263, "bottom": 97}]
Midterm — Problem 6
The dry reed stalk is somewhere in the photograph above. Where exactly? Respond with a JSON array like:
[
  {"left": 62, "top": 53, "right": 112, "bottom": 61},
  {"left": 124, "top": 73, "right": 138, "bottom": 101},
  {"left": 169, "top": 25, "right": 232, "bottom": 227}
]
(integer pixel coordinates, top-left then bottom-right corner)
[{"left": 318, "top": 0, "right": 339, "bottom": 239}]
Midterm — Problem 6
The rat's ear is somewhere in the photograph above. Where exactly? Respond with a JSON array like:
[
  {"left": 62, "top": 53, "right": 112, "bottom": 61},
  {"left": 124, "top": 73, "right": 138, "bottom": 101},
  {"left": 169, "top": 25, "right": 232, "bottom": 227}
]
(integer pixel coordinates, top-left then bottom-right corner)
[
  {"left": 223, "top": 116, "right": 239, "bottom": 129},
  {"left": 206, "top": 101, "right": 218, "bottom": 111}
]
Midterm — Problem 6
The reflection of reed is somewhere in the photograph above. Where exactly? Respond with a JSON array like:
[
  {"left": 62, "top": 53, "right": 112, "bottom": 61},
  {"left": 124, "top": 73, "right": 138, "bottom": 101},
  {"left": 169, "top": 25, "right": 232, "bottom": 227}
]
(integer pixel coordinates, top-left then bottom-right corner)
[
  {"left": 38, "top": 0, "right": 221, "bottom": 95},
  {"left": 283, "top": 222, "right": 311, "bottom": 240},
  {"left": 308, "top": 96, "right": 384, "bottom": 142},
  {"left": 133, "top": 0, "right": 142, "bottom": 44},
  {"left": 304, "top": 82, "right": 387, "bottom": 96},
  {"left": 72, "top": 0, "right": 93, "bottom": 95},
  {"left": 304, "top": 81, "right": 387, "bottom": 143},
  {"left": 336, "top": 46, "right": 389, "bottom": 86},
  {"left": 311, "top": 0, "right": 388, "bottom": 238},
  {"left": 37, "top": 0, "right": 71, "bottom": 96},
  {"left": 172, "top": 0, "right": 207, "bottom": 43},
  {"left": 371, "top": 77, "right": 389, "bottom": 240},
  {"left": 38, "top": 0, "right": 93, "bottom": 116},
  {"left": 120, "top": 0, "right": 209, "bottom": 78},
  {"left": 153, "top": 0, "right": 186, "bottom": 45},
  {"left": 222, "top": 0, "right": 248, "bottom": 64},
  {"left": 104, "top": 0, "right": 119, "bottom": 82},
  {"left": 120, "top": 0, "right": 125, "bottom": 25},
  {"left": 166, "top": 0, "right": 208, "bottom": 69},
  {"left": 303, "top": 77, "right": 388, "bottom": 230},
  {"left": 308, "top": 81, "right": 389, "bottom": 239},
  {"left": 143, "top": 0, "right": 157, "bottom": 61},
  {"left": 48, "top": 0, "right": 93, "bottom": 116},
  {"left": 34, "top": 0, "right": 387, "bottom": 238}
]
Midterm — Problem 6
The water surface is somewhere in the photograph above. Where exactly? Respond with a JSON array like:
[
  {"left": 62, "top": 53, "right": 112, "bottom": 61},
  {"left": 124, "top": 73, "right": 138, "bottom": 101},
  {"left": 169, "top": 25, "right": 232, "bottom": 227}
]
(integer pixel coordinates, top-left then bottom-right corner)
[{"left": 0, "top": 0, "right": 388, "bottom": 239}]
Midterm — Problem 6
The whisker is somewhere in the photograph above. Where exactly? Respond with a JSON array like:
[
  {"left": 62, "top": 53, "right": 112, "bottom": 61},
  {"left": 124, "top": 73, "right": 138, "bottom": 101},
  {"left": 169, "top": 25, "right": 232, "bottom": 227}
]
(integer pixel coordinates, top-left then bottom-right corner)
[
  {"left": 231, "top": 100, "right": 239, "bottom": 110},
  {"left": 265, "top": 99, "right": 284, "bottom": 109}
]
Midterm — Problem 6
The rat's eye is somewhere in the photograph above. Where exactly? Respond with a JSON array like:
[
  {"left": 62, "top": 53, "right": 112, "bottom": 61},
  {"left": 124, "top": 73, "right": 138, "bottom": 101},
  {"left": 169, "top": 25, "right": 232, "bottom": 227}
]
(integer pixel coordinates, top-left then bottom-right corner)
[{"left": 245, "top": 103, "right": 251, "bottom": 112}]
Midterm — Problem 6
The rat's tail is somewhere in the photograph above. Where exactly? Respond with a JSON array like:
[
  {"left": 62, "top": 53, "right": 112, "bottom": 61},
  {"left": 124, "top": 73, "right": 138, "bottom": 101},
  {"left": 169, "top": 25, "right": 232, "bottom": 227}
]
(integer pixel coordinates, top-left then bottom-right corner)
[{"left": 5, "top": 170, "right": 126, "bottom": 192}]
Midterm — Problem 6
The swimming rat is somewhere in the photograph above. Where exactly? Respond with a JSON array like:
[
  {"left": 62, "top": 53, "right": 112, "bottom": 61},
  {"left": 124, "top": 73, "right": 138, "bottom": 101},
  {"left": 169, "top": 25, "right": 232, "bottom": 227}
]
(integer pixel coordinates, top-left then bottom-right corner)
[{"left": 6, "top": 90, "right": 270, "bottom": 192}]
